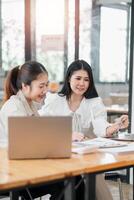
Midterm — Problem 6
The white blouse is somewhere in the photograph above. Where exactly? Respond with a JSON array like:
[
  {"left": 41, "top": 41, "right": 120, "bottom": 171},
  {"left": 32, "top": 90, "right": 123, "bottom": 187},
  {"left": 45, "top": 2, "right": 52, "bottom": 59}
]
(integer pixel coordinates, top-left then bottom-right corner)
[
  {"left": 0, "top": 90, "right": 39, "bottom": 147},
  {"left": 39, "top": 93, "right": 110, "bottom": 137}
]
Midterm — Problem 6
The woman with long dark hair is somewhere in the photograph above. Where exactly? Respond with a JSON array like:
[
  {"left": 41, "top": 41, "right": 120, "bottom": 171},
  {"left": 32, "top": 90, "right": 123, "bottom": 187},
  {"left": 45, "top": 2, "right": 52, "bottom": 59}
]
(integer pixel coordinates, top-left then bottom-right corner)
[
  {"left": 40, "top": 59, "right": 128, "bottom": 140},
  {"left": 39, "top": 59, "right": 128, "bottom": 200}
]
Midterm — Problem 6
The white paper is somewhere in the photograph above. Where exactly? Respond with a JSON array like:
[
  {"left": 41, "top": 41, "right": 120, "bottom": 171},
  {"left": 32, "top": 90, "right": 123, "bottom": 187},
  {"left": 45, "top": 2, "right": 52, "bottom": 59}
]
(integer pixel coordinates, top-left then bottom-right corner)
[
  {"left": 72, "top": 137, "right": 129, "bottom": 154},
  {"left": 74, "top": 137, "right": 128, "bottom": 148},
  {"left": 72, "top": 142, "right": 98, "bottom": 154},
  {"left": 99, "top": 143, "right": 134, "bottom": 153}
]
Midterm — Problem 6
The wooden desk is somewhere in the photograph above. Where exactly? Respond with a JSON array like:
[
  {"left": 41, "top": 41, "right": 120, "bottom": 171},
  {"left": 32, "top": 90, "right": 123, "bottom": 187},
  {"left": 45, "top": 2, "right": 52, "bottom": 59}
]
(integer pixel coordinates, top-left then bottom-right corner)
[{"left": 0, "top": 148, "right": 134, "bottom": 200}]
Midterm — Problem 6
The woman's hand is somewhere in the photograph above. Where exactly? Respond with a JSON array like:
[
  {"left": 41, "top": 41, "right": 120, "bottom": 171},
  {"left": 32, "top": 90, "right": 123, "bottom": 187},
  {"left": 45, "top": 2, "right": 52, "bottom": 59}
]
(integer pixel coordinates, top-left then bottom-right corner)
[
  {"left": 72, "top": 132, "right": 85, "bottom": 142},
  {"left": 118, "top": 115, "right": 129, "bottom": 129},
  {"left": 106, "top": 124, "right": 119, "bottom": 137},
  {"left": 106, "top": 115, "right": 129, "bottom": 137}
]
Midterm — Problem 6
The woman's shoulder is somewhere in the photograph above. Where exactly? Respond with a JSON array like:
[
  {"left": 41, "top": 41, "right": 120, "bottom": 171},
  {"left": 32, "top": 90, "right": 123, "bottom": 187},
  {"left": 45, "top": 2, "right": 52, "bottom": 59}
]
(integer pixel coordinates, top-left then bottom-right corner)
[
  {"left": 0, "top": 95, "right": 21, "bottom": 113},
  {"left": 84, "top": 97, "right": 103, "bottom": 105},
  {"left": 46, "top": 92, "right": 59, "bottom": 100},
  {"left": 45, "top": 92, "right": 65, "bottom": 105},
  {"left": 83, "top": 97, "right": 106, "bottom": 113},
  {"left": 81, "top": 97, "right": 107, "bottom": 120},
  {"left": 39, "top": 93, "right": 66, "bottom": 115}
]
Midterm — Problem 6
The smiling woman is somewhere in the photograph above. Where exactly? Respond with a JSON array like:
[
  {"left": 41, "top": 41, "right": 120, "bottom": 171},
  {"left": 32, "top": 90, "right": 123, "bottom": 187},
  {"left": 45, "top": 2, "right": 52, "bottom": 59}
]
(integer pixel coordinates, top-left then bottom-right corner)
[
  {"left": 39, "top": 59, "right": 114, "bottom": 200},
  {"left": 1, "top": 61, "right": 48, "bottom": 147},
  {"left": 0, "top": 60, "right": 64, "bottom": 199}
]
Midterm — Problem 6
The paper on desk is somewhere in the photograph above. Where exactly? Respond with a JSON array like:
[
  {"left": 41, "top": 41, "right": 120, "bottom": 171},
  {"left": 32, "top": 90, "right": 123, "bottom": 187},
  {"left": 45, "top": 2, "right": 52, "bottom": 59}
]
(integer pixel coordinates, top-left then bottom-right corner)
[
  {"left": 99, "top": 143, "right": 134, "bottom": 153},
  {"left": 72, "top": 137, "right": 128, "bottom": 154},
  {"left": 72, "top": 142, "right": 98, "bottom": 154},
  {"left": 75, "top": 137, "right": 127, "bottom": 148}
]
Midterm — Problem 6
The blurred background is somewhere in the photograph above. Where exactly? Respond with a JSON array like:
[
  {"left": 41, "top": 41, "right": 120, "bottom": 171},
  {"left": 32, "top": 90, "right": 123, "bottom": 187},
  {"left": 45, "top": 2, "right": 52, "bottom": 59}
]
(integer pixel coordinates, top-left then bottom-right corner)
[{"left": 0, "top": 0, "right": 133, "bottom": 125}]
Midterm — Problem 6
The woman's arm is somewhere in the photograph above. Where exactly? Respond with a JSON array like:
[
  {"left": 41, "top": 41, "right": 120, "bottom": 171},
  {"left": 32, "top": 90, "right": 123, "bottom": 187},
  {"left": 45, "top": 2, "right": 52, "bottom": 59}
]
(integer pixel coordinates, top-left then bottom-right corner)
[{"left": 72, "top": 132, "right": 85, "bottom": 142}]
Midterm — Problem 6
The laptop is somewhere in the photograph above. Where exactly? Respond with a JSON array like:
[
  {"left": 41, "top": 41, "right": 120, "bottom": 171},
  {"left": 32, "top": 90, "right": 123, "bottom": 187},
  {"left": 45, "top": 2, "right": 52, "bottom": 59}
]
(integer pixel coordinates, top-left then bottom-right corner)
[{"left": 8, "top": 116, "right": 72, "bottom": 159}]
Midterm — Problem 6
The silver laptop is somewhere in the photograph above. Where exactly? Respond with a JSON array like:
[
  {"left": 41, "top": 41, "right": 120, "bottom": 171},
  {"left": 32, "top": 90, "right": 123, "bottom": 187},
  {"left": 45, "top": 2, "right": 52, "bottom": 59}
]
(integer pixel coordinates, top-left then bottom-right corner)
[{"left": 8, "top": 116, "right": 72, "bottom": 159}]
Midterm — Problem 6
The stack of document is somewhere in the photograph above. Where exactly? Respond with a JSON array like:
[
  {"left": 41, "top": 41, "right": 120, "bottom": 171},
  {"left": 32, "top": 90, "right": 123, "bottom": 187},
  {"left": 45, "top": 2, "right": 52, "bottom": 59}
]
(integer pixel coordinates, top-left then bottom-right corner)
[
  {"left": 72, "top": 137, "right": 128, "bottom": 154},
  {"left": 72, "top": 142, "right": 98, "bottom": 154}
]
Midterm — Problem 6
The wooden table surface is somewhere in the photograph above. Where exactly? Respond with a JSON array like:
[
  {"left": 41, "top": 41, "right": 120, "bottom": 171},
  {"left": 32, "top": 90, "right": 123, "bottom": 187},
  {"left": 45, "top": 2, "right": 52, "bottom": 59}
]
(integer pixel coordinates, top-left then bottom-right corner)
[{"left": 0, "top": 148, "right": 134, "bottom": 191}]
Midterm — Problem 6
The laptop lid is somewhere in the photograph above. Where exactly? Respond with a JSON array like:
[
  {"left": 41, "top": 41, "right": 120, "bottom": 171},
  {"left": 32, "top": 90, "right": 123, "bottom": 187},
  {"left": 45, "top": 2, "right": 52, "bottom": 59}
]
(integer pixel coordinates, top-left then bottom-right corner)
[{"left": 8, "top": 116, "right": 72, "bottom": 159}]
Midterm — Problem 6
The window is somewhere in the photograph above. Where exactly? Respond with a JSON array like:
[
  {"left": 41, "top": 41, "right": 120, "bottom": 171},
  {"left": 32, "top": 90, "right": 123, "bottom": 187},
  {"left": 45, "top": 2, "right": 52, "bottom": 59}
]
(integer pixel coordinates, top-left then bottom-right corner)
[
  {"left": 100, "top": 6, "right": 129, "bottom": 82},
  {"left": 34, "top": 0, "right": 65, "bottom": 82},
  {"left": 79, "top": 0, "right": 92, "bottom": 64},
  {"left": 68, "top": 0, "right": 75, "bottom": 65},
  {"left": 1, "top": 0, "right": 24, "bottom": 71}
]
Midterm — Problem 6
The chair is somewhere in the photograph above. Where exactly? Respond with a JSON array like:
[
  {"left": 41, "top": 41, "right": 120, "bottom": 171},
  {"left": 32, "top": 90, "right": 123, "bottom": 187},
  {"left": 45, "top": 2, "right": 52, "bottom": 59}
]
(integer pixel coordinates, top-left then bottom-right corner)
[
  {"left": 0, "top": 192, "right": 9, "bottom": 199},
  {"left": 105, "top": 169, "right": 130, "bottom": 200}
]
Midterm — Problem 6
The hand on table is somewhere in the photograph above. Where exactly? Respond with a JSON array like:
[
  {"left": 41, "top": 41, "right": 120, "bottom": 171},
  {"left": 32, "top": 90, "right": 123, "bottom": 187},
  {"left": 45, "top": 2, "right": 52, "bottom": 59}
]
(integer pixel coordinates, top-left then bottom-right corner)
[{"left": 72, "top": 132, "right": 85, "bottom": 142}]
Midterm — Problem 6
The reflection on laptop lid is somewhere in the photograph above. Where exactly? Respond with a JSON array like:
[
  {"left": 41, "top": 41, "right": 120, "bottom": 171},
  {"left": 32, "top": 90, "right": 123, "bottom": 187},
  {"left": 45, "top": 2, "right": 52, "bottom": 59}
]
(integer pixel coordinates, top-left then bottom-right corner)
[{"left": 8, "top": 116, "right": 72, "bottom": 159}]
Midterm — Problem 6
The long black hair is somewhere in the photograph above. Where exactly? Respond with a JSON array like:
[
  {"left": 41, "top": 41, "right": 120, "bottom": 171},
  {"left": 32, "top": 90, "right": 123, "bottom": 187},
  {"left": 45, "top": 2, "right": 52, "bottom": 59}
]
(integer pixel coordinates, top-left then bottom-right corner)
[
  {"left": 4, "top": 61, "right": 48, "bottom": 102},
  {"left": 59, "top": 59, "right": 98, "bottom": 99}
]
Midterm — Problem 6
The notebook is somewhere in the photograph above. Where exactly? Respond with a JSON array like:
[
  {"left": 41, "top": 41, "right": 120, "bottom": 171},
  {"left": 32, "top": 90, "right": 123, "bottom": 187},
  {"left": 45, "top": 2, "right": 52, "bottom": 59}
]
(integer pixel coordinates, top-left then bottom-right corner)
[{"left": 8, "top": 116, "right": 72, "bottom": 159}]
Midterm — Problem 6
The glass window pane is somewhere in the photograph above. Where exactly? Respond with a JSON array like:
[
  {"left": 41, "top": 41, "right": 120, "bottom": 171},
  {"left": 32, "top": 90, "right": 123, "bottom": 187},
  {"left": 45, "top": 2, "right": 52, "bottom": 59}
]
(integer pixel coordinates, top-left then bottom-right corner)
[
  {"left": 35, "top": 0, "right": 65, "bottom": 82},
  {"left": 79, "top": 1, "right": 129, "bottom": 119},
  {"left": 100, "top": 7, "right": 128, "bottom": 82},
  {"left": 79, "top": 0, "right": 92, "bottom": 64},
  {"left": 68, "top": 0, "right": 75, "bottom": 64},
  {"left": 1, "top": 0, "right": 24, "bottom": 71}
]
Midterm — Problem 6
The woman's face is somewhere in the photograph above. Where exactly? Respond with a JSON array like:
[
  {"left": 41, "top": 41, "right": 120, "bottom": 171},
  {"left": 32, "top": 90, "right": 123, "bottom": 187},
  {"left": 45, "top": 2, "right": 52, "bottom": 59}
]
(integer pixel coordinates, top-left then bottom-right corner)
[
  {"left": 22, "top": 73, "right": 49, "bottom": 103},
  {"left": 69, "top": 69, "right": 89, "bottom": 96}
]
